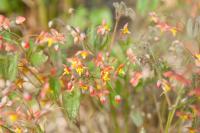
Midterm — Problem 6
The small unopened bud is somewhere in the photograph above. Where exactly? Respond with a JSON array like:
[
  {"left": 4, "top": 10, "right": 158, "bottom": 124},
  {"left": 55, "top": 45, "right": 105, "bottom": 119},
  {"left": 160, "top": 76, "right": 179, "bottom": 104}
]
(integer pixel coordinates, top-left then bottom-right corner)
[
  {"left": 156, "top": 80, "right": 162, "bottom": 88},
  {"left": 115, "top": 95, "right": 121, "bottom": 103},
  {"left": 100, "top": 96, "right": 106, "bottom": 104},
  {"left": 23, "top": 92, "right": 32, "bottom": 101},
  {"left": 89, "top": 86, "right": 95, "bottom": 96},
  {"left": 67, "top": 82, "right": 73, "bottom": 92},
  {"left": 21, "top": 41, "right": 30, "bottom": 49}
]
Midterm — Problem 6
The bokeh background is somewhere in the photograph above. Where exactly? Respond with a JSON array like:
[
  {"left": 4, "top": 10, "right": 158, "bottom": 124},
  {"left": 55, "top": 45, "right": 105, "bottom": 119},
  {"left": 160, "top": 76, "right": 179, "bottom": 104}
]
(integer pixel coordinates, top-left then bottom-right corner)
[{"left": 0, "top": 0, "right": 200, "bottom": 133}]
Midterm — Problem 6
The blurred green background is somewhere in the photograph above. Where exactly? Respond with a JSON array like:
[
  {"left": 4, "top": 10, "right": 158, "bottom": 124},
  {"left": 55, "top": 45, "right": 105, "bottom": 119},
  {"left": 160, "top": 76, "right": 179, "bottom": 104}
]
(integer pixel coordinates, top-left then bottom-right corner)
[{"left": 0, "top": 0, "right": 163, "bottom": 30}]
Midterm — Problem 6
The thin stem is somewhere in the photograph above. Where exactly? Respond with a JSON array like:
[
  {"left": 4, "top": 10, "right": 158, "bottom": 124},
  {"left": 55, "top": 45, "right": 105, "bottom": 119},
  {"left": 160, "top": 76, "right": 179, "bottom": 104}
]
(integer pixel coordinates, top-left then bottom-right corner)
[
  {"left": 109, "top": 16, "right": 120, "bottom": 51},
  {"left": 164, "top": 93, "right": 172, "bottom": 107},
  {"left": 164, "top": 89, "right": 182, "bottom": 133},
  {"left": 0, "top": 125, "right": 15, "bottom": 133},
  {"left": 153, "top": 93, "right": 164, "bottom": 133}
]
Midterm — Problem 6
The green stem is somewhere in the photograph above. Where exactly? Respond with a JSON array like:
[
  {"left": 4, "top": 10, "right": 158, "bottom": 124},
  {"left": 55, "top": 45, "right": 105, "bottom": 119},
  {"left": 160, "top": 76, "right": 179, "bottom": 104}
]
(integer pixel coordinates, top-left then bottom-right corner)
[
  {"left": 37, "top": 0, "right": 48, "bottom": 29},
  {"left": 164, "top": 90, "right": 182, "bottom": 133}
]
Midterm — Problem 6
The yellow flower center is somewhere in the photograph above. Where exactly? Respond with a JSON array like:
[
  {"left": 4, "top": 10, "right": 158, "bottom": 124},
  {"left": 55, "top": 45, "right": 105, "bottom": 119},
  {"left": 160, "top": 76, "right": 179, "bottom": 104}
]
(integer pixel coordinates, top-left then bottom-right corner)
[
  {"left": 76, "top": 66, "right": 84, "bottom": 76},
  {"left": 102, "top": 71, "right": 110, "bottom": 81}
]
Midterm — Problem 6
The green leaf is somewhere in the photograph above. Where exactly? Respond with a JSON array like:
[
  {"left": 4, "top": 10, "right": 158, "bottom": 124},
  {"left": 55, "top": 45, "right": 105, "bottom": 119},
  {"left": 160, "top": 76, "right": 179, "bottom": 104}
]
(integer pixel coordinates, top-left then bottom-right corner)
[
  {"left": 30, "top": 51, "right": 48, "bottom": 66},
  {"left": 0, "top": 54, "right": 18, "bottom": 81},
  {"left": 7, "top": 54, "right": 18, "bottom": 81},
  {"left": 49, "top": 77, "right": 61, "bottom": 99},
  {"left": 62, "top": 89, "right": 81, "bottom": 121},
  {"left": 137, "top": 0, "right": 148, "bottom": 15},
  {"left": 137, "top": 0, "right": 160, "bottom": 15},
  {"left": 131, "top": 110, "right": 144, "bottom": 127},
  {"left": 89, "top": 8, "right": 112, "bottom": 26},
  {"left": 68, "top": 6, "right": 88, "bottom": 29},
  {"left": 150, "top": 0, "right": 160, "bottom": 10},
  {"left": 0, "top": 0, "right": 10, "bottom": 12}
]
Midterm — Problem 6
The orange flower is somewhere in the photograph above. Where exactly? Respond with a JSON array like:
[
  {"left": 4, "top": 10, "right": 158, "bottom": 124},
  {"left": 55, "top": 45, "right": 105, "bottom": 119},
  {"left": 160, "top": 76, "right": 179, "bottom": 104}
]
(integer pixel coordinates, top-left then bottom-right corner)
[
  {"left": 116, "top": 64, "right": 125, "bottom": 76},
  {"left": 101, "top": 66, "right": 113, "bottom": 82},
  {"left": 97, "top": 19, "right": 110, "bottom": 35},
  {"left": 63, "top": 65, "right": 71, "bottom": 76},
  {"left": 163, "top": 71, "right": 191, "bottom": 86},
  {"left": 130, "top": 72, "right": 142, "bottom": 87},
  {"left": 176, "top": 111, "right": 192, "bottom": 121},
  {"left": 36, "top": 29, "right": 64, "bottom": 47},
  {"left": 79, "top": 81, "right": 88, "bottom": 90}
]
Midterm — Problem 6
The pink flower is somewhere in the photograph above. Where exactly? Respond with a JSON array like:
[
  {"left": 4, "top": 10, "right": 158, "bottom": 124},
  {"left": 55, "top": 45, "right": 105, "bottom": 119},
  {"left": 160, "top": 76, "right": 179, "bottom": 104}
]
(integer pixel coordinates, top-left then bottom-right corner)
[
  {"left": 0, "top": 15, "right": 10, "bottom": 29},
  {"left": 97, "top": 19, "right": 110, "bottom": 35},
  {"left": 16, "top": 16, "right": 26, "bottom": 24},
  {"left": 130, "top": 72, "right": 142, "bottom": 87},
  {"left": 100, "top": 96, "right": 106, "bottom": 104}
]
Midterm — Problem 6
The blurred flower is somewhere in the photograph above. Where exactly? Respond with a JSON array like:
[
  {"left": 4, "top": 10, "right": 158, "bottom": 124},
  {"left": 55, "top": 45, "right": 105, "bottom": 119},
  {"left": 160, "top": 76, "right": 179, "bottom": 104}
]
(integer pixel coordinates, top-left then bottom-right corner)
[
  {"left": 79, "top": 81, "right": 88, "bottom": 90},
  {"left": 126, "top": 48, "right": 136, "bottom": 64},
  {"left": 99, "top": 96, "right": 106, "bottom": 104},
  {"left": 95, "top": 52, "right": 104, "bottom": 67},
  {"left": 89, "top": 86, "right": 96, "bottom": 96},
  {"left": 188, "top": 88, "right": 200, "bottom": 97},
  {"left": 115, "top": 64, "right": 125, "bottom": 76},
  {"left": 66, "top": 82, "right": 74, "bottom": 92},
  {"left": 15, "top": 78, "right": 24, "bottom": 88},
  {"left": 190, "top": 105, "right": 200, "bottom": 117},
  {"left": 115, "top": 95, "right": 121, "bottom": 103},
  {"left": 0, "top": 96, "right": 8, "bottom": 109},
  {"left": 21, "top": 41, "right": 30, "bottom": 49},
  {"left": 101, "top": 66, "right": 113, "bottom": 82},
  {"left": 15, "top": 16, "right": 26, "bottom": 25},
  {"left": 149, "top": 13, "right": 177, "bottom": 36},
  {"left": 121, "top": 23, "right": 130, "bottom": 35},
  {"left": 187, "top": 127, "right": 198, "bottom": 133},
  {"left": 76, "top": 65, "right": 84, "bottom": 76},
  {"left": 0, "top": 15, "right": 10, "bottom": 30},
  {"left": 163, "top": 71, "right": 191, "bottom": 86},
  {"left": 23, "top": 92, "right": 32, "bottom": 101},
  {"left": 161, "top": 79, "right": 171, "bottom": 93},
  {"left": 68, "top": 26, "right": 86, "bottom": 44},
  {"left": 195, "top": 54, "right": 200, "bottom": 67},
  {"left": 76, "top": 50, "right": 90, "bottom": 59},
  {"left": 97, "top": 20, "right": 110, "bottom": 35},
  {"left": 149, "top": 12, "right": 159, "bottom": 23},
  {"left": 36, "top": 29, "right": 64, "bottom": 47},
  {"left": 8, "top": 113, "right": 18, "bottom": 123},
  {"left": 4, "top": 42, "right": 16, "bottom": 52},
  {"left": 63, "top": 65, "right": 71, "bottom": 76},
  {"left": 176, "top": 111, "right": 192, "bottom": 121},
  {"left": 14, "top": 127, "right": 22, "bottom": 133},
  {"left": 130, "top": 72, "right": 142, "bottom": 87}
]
